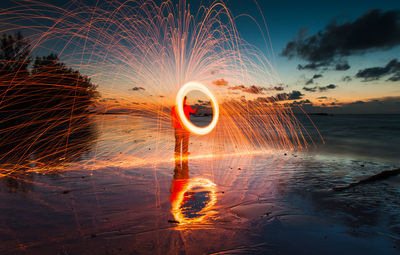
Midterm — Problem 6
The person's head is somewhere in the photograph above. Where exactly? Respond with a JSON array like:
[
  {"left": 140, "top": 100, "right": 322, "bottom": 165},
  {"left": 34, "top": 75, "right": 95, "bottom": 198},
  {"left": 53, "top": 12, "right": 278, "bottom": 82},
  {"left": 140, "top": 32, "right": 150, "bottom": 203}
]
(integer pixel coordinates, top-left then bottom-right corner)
[{"left": 183, "top": 96, "right": 187, "bottom": 105}]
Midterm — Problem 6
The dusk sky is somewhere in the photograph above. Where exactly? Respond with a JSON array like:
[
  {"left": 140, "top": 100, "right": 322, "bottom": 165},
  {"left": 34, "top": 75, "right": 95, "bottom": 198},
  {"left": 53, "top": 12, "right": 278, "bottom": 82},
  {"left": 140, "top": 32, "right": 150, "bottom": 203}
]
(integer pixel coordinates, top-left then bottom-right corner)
[
  {"left": 228, "top": 0, "right": 400, "bottom": 113},
  {"left": 1, "top": 0, "right": 399, "bottom": 113}
]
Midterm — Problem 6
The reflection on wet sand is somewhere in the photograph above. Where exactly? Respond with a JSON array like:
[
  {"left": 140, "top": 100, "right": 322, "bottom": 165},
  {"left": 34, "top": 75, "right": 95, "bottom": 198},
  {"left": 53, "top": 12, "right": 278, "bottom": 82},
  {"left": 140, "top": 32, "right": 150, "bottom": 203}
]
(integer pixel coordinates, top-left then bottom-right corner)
[
  {"left": 170, "top": 155, "right": 217, "bottom": 227},
  {"left": 0, "top": 112, "right": 97, "bottom": 176},
  {"left": 0, "top": 115, "right": 399, "bottom": 254}
]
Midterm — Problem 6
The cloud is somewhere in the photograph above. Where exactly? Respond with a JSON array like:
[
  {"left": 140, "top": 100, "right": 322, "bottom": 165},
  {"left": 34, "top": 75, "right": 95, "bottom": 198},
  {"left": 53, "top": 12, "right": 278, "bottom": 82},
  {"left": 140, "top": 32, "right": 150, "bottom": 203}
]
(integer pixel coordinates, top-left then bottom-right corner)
[
  {"left": 317, "top": 96, "right": 328, "bottom": 99},
  {"left": 348, "top": 100, "right": 365, "bottom": 105},
  {"left": 212, "top": 78, "right": 228, "bottom": 86},
  {"left": 256, "top": 90, "right": 304, "bottom": 103},
  {"left": 290, "top": 99, "right": 312, "bottom": 106},
  {"left": 197, "top": 100, "right": 211, "bottom": 106},
  {"left": 388, "top": 74, "right": 400, "bottom": 81},
  {"left": 281, "top": 9, "right": 400, "bottom": 69},
  {"left": 303, "top": 86, "right": 317, "bottom": 92},
  {"left": 297, "top": 62, "right": 326, "bottom": 70},
  {"left": 305, "top": 79, "right": 313, "bottom": 85},
  {"left": 246, "top": 85, "right": 265, "bottom": 94},
  {"left": 303, "top": 84, "right": 337, "bottom": 92},
  {"left": 288, "top": 90, "right": 303, "bottom": 100},
  {"left": 266, "top": 85, "right": 285, "bottom": 91},
  {"left": 335, "top": 61, "right": 350, "bottom": 71},
  {"left": 229, "top": 85, "right": 246, "bottom": 91},
  {"left": 228, "top": 84, "right": 265, "bottom": 94},
  {"left": 273, "top": 86, "right": 284, "bottom": 91},
  {"left": 321, "top": 84, "right": 337, "bottom": 91},
  {"left": 132, "top": 86, "right": 145, "bottom": 91},
  {"left": 305, "top": 74, "right": 323, "bottom": 85},
  {"left": 342, "top": 76, "right": 352, "bottom": 82},
  {"left": 355, "top": 58, "right": 400, "bottom": 81},
  {"left": 99, "top": 97, "right": 118, "bottom": 102}
]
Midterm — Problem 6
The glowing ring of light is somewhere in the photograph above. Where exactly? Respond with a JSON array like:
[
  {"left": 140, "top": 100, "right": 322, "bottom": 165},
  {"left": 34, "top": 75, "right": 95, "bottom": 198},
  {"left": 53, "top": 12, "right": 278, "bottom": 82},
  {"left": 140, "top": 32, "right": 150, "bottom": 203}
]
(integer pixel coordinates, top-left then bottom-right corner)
[
  {"left": 171, "top": 177, "right": 217, "bottom": 224},
  {"left": 176, "top": 81, "right": 219, "bottom": 135}
]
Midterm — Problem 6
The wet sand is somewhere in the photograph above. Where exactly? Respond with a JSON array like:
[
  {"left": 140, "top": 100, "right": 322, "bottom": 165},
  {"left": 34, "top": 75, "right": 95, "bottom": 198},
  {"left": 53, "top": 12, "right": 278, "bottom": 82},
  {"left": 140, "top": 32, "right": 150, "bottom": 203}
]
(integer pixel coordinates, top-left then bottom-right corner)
[
  {"left": 1, "top": 152, "right": 399, "bottom": 254},
  {"left": 1, "top": 114, "right": 400, "bottom": 254}
]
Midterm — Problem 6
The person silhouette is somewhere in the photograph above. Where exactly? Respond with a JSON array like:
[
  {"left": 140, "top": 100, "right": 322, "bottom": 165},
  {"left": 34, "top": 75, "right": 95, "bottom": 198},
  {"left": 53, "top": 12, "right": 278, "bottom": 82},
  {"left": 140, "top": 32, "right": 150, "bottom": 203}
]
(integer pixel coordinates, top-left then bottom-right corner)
[{"left": 171, "top": 96, "right": 197, "bottom": 157}]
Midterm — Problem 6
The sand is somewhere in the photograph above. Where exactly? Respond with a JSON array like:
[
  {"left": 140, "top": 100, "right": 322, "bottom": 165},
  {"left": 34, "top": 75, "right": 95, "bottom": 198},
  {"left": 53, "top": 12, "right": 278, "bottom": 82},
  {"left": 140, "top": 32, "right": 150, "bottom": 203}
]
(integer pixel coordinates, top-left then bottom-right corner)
[{"left": 0, "top": 152, "right": 399, "bottom": 254}]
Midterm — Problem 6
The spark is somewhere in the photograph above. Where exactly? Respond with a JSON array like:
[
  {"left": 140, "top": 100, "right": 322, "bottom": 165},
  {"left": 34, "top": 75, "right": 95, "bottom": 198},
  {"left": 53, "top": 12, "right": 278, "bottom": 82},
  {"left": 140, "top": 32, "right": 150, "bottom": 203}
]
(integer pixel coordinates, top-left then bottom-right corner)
[{"left": 0, "top": 0, "right": 322, "bottom": 178}]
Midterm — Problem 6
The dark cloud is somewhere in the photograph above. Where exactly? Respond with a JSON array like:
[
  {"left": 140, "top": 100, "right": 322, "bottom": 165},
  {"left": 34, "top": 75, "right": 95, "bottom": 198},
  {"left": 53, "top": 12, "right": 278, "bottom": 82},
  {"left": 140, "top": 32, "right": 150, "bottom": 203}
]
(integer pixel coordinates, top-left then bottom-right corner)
[
  {"left": 303, "top": 84, "right": 337, "bottom": 92},
  {"left": 212, "top": 78, "right": 228, "bottom": 86},
  {"left": 273, "top": 86, "right": 284, "bottom": 91},
  {"left": 286, "top": 90, "right": 304, "bottom": 100},
  {"left": 305, "top": 74, "right": 323, "bottom": 85},
  {"left": 317, "top": 96, "right": 328, "bottom": 99},
  {"left": 229, "top": 85, "right": 246, "bottom": 91},
  {"left": 266, "top": 85, "right": 285, "bottom": 91},
  {"left": 342, "top": 76, "right": 352, "bottom": 82},
  {"left": 99, "top": 97, "right": 118, "bottom": 102},
  {"left": 355, "top": 59, "right": 400, "bottom": 81},
  {"left": 290, "top": 99, "right": 312, "bottom": 106},
  {"left": 228, "top": 84, "right": 265, "bottom": 94},
  {"left": 388, "top": 74, "right": 400, "bottom": 81},
  {"left": 297, "top": 62, "right": 327, "bottom": 70},
  {"left": 335, "top": 62, "right": 350, "bottom": 71},
  {"left": 246, "top": 85, "right": 265, "bottom": 94},
  {"left": 319, "top": 84, "right": 337, "bottom": 91},
  {"left": 305, "top": 79, "right": 313, "bottom": 85},
  {"left": 303, "top": 86, "right": 317, "bottom": 92},
  {"left": 256, "top": 90, "right": 304, "bottom": 103},
  {"left": 349, "top": 100, "right": 366, "bottom": 105},
  {"left": 198, "top": 100, "right": 211, "bottom": 106},
  {"left": 132, "top": 86, "right": 145, "bottom": 91},
  {"left": 282, "top": 9, "right": 400, "bottom": 69}
]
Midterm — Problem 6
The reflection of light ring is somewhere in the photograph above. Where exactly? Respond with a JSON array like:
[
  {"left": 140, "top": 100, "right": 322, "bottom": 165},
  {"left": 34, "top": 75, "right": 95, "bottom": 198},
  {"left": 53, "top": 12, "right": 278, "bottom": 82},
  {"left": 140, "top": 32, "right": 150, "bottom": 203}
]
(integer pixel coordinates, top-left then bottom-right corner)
[
  {"left": 176, "top": 81, "right": 219, "bottom": 135},
  {"left": 171, "top": 177, "right": 217, "bottom": 224}
]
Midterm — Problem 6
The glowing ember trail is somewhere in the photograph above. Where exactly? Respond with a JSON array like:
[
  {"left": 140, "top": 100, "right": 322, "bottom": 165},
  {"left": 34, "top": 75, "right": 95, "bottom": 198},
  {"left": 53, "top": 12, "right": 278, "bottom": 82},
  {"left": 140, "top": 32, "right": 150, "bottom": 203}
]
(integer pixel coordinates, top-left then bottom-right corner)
[
  {"left": 170, "top": 177, "right": 217, "bottom": 225},
  {"left": 176, "top": 81, "right": 219, "bottom": 135},
  {"left": 0, "top": 0, "right": 323, "bottom": 174}
]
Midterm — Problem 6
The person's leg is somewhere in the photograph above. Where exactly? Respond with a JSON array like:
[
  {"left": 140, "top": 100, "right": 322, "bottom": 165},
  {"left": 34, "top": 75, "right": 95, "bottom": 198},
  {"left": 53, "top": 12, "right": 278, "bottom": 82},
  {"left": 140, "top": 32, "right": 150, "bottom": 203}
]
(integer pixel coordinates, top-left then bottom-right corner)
[
  {"left": 182, "top": 130, "right": 189, "bottom": 154},
  {"left": 174, "top": 128, "right": 181, "bottom": 155}
]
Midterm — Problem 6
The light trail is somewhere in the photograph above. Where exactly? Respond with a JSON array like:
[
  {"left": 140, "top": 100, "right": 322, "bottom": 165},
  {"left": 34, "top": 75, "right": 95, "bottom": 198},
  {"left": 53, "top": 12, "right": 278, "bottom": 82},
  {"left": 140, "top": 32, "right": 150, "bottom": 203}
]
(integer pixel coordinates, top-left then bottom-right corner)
[
  {"left": 176, "top": 81, "right": 219, "bottom": 135},
  {"left": 0, "top": 0, "right": 323, "bottom": 176},
  {"left": 0, "top": 148, "right": 278, "bottom": 177},
  {"left": 171, "top": 177, "right": 217, "bottom": 225}
]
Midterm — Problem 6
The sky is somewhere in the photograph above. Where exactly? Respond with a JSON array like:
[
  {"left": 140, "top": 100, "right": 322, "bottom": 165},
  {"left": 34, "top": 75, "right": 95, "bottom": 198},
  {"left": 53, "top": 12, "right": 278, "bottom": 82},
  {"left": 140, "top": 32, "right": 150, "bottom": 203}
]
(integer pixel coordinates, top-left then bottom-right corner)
[
  {"left": 1, "top": 0, "right": 399, "bottom": 113},
  {"left": 227, "top": 0, "right": 400, "bottom": 113}
]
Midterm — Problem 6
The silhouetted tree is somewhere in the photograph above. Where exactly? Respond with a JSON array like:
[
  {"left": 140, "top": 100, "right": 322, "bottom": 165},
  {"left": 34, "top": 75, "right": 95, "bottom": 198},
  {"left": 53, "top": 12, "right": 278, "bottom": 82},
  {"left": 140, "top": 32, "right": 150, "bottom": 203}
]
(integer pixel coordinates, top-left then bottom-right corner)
[
  {"left": 0, "top": 32, "right": 30, "bottom": 77},
  {"left": 29, "top": 53, "right": 98, "bottom": 117},
  {"left": 0, "top": 33, "right": 98, "bottom": 167}
]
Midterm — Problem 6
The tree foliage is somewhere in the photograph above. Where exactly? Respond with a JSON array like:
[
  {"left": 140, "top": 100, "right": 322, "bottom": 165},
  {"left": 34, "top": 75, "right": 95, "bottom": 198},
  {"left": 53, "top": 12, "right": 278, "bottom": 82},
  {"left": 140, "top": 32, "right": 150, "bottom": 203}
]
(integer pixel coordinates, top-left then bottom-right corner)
[{"left": 0, "top": 33, "right": 98, "bottom": 166}]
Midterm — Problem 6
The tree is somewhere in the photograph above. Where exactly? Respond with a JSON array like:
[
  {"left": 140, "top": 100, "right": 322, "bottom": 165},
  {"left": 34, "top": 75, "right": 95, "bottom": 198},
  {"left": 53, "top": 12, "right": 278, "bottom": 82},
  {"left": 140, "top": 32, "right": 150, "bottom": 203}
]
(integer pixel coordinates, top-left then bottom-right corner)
[
  {"left": 0, "top": 33, "right": 98, "bottom": 167},
  {"left": 0, "top": 32, "right": 30, "bottom": 77}
]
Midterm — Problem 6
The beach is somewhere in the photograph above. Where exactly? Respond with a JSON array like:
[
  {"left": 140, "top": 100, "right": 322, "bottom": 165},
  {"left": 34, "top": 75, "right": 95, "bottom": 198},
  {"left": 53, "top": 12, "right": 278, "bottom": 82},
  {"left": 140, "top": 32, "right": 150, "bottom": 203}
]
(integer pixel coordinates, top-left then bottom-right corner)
[{"left": 1, "top": 114, "right": 399, "bottom": 254}]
